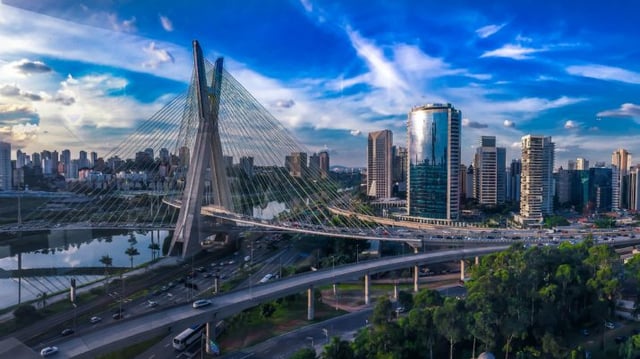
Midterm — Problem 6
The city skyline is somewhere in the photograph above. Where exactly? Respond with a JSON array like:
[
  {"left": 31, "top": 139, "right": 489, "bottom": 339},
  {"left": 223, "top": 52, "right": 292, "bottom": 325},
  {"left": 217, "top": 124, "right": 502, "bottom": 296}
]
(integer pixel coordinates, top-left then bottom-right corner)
[{"left": 1, "top": 1, "right": 640, "bottom": 167}]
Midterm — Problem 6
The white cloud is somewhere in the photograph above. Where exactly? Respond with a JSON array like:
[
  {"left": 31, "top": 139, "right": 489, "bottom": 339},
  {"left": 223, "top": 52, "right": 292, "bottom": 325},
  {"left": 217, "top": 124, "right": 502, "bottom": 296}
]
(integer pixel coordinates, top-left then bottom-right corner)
[
  {"left": 564, "top": 120, "right": 580, "bottom": 129},
  {"left": 142, "top": 42, "right": 175, "bottom": 68},
  {"left": 462, "top": 118, "right": 488, "bottom": 129},
  {"left": 159, "top": 15, "right": 173, "bottom": 32},
  {"left": 597, "top": 103, "right": 640, "bottom": 118},
  {"left": 475, "top": 23, "right": 506, "bottom": 39},
  {"left": 0, "top": 5, "right": 191, "bottom": 82},
  {"left": 480, "top": 44, "right": 543, "bottom": 60},
  {"left": 503, "top": 120, "right": 515, "bottom": 128},
  {"left": 567, "top": 64, "right": 640, "bottom": 84},
  {"left": 345, "top": 28, "right": 408, "bottom": 92},
  {"left": 108, "top": 14, "right": 136, "bottom": 33},
  {"left": 350, "top": 129, "right": 361, "bottom": 136}
]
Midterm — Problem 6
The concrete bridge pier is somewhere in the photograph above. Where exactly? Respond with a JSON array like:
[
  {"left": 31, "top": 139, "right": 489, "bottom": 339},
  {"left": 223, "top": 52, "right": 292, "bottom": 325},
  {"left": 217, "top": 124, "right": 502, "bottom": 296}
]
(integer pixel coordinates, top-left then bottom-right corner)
[
  {"left": 364, "top": 273, "right": 370, "bottom": 305},
  {"left": 205, "top": 321, "right": 214, "bottom": 354},
  {"left": 475, "top": 256, "right": 480, "bottom": 265},
  {"left": 393, "top": 281, "right": 398, "bottom": 300},
  {"left": 307, "top": 286, "right": 315, "bottom": 320},
  {"left": 460, "top": 259, "right": 466, "bottom": 281},
  {"left": 413, "top": 265, "right": 419, "bottom": 292}
]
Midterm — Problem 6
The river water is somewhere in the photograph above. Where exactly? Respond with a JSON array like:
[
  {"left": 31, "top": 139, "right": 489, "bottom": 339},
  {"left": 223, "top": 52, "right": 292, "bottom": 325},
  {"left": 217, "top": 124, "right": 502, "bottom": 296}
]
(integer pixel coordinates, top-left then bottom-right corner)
[{"left": 0, "top": 229, "right": 169, "bottom": 309}]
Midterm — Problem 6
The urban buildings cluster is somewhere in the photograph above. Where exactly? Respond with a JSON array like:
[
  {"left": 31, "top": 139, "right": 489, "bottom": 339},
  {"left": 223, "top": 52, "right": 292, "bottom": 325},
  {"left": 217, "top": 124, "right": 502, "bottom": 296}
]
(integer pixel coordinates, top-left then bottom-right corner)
[
  {"left": 0, "top": 140, "right": 331, "bottom": 194},
  {"left": 366, "top": 103, "right": 634, "bottom": 227}
]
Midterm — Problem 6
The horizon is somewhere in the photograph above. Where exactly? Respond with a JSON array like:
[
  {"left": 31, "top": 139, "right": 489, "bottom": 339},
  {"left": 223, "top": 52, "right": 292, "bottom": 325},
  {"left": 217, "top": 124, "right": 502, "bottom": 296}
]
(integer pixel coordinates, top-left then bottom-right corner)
[{"left": 1, "top": 1, "right": 639, "bottom": 168}]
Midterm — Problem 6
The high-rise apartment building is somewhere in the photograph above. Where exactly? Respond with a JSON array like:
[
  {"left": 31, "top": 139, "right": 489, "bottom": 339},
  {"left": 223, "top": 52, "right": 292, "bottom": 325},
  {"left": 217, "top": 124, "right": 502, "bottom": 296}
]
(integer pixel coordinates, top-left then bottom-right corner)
[
  {"left": 407, "top": 103, "right": 460, "bottom": 220},
  {"left": 90, "top": 151, "right": 98, "bottom": 168},
  {"left": 611, "top": 148, "right": 631, "bottom": 210},
  {"left": 318, "top": 150, "right": 330, "bottom": 179},
  {"left": 576, "top": 157, "right": 589, "bottom": 170},
  {"left": 79, "top": 150, "right": 89, "bottom": 169},
  {"left": 0, "top": 141, "right": 11, "bottom": 190},
  {"left": 392, "top": 146, "right": 407, "bottom": 198},
  {"left": 519, "top": 135, "right": 554, "bottom": 225},
  {"left": 507, "top": 159, "right": 522, "bottom": 202},
  {"left": 240, "top": 156, "right": 254, "bottom": 177},
  {"left": 285, "top": 152, "right": 307, "bottom": 178},
  {"left": 629, "top": 166, "right": 640, "bottom": 211},
  {"left": 473, "top": 136, "right": 506, "bottom": 205},
  {"left": 367, "top": 130, "right": 393, "bottom": 198}
]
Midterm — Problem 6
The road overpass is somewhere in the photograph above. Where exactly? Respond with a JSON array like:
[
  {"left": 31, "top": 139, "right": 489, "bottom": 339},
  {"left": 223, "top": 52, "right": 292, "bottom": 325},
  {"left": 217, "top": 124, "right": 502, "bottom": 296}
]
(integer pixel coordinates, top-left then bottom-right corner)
[{"left": 52, "top": 245, "right": 509, "bottom": 358}]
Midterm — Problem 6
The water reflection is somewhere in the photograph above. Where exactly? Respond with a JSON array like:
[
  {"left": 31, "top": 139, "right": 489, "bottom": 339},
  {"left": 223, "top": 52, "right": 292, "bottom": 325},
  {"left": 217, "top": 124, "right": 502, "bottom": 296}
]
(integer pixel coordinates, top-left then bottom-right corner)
[{"left": 0, "top": 229, "right": 169, "bottom": 309}]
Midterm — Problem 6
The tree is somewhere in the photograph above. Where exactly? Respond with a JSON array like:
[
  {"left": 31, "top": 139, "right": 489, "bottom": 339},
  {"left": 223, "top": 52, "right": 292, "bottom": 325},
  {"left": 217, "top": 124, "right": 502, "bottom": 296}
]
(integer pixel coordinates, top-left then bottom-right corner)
[
  {"left": 397, "top": 290, "right": 413, "bottom": 311},
  {"left": 37, "top": 292, "right": 48, "bottom": 309},
  {"left": 434, "top": 298, "right": 466, "bottom": 359},
  {"left": 148, "top": 242, "right": 160, "bottom": 261},
  {"left": 125, "top": 246, "right": 140, "bottom": 268},
  {"left": 99, "top": 254, "right": 113, "bottom": 290},
  {"left": 372, "top": 297, "right": 393, "bottom": 325},
  {"left": 290, "top": 347, "right": 316, "bottom": 359},
  {"left": 13, "top": 304, "right": 41, "bottom": 324},
  {"left": 414, "top": 288, "right": 444, "bottom": 308},
  {"left": 321, "top": 336, "right": 354, "bottom": 359}
]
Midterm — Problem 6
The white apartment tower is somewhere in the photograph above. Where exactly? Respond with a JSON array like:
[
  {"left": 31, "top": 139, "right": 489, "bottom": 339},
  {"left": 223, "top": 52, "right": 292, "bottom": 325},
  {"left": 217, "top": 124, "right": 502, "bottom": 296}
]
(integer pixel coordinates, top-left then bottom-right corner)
[
  {"left": 611, "top": 148, "right": 631, "bottom": 211},
  {"left": 519, "top": 135, "right": 554, "bottom": 225},
  {"left": 367, "top": 130, "right": 393, "bottom": 199},
  {"left": 473, "top": 136, "right": 506, "bottom": 205}
]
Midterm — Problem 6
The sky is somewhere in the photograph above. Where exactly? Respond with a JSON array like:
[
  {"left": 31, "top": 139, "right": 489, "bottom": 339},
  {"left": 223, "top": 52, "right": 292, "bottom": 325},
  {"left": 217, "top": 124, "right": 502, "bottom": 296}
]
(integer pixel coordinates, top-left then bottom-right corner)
[{"left": 1, "top": 0, "right": 640, "bottom": 168}]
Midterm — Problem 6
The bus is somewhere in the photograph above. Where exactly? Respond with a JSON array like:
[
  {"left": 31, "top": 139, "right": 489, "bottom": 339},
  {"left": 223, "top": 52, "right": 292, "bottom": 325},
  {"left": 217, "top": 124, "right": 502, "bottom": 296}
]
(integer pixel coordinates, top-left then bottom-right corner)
[{"left": 173, "top": 323, "right": 205, "bottom": 351}]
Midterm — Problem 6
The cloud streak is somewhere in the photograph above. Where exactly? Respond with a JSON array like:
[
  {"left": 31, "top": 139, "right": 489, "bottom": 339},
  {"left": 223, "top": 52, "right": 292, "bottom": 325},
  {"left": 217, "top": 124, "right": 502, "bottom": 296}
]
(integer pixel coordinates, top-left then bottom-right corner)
[
  {"left": 481, "top": 44, "right": 543, "bottom": 60},
  {"left": 476, "top": 23, "right": 506, "bottom": 38},
  {"left": 567, "top": 64, "right": 640, "bottom": 84}
]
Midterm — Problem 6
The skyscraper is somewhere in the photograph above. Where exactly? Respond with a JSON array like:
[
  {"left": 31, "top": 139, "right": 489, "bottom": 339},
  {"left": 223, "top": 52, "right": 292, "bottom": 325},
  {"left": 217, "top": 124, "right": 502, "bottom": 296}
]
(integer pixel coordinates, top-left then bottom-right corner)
[
  {"left": 318, "top": 150, "right": 330, "bottom": 179},
  {"left": 519, "top": 135, "right": 554, "bottom": 225},
  {"left": 611, "top": 148, "right": 631, "bottom": 210},
  {"left": 473, "top": 136, "right": 506, "bottom": 205},
  {"left": 285, "top": 152, "right": 307, "bottom": 178},
  {"left": 367, "top": 130, "right": 393, "bottom": 198},
  {"left": 576, "top": 157, "right": 589, "bottom": 170},
  {"left": 0, "top": 141, "right": 11, "bottom": 190},
  {"left": 240, "top": 156, "right": 254, "bottom": 177},
  {"left": 407, "top": 103, "right": 461, "bottom": 220}
]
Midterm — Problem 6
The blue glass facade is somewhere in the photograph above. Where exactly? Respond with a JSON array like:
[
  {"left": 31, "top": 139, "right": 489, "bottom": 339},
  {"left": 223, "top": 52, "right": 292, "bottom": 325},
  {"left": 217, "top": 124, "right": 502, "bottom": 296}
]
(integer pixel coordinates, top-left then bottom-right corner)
[{"left": 407, "top": 104, "right": 460, "bottom": 220}]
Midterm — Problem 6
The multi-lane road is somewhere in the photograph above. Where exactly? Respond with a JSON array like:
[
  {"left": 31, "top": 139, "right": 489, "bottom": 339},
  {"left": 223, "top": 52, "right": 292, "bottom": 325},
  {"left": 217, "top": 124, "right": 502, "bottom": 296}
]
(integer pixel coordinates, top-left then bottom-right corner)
[{"left": 48, "top": 245, "right": 508, "bottom": 358}]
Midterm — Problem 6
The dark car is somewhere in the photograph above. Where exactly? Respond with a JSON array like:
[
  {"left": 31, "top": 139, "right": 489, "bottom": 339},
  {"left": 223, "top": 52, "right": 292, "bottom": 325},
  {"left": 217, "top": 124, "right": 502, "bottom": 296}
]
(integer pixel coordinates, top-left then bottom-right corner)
[
  {"left": 61, "top": 328, "right": 74, "bottom": 336},
  {"left": 581, "top": 329, "right": 590, "bottom": 336}
]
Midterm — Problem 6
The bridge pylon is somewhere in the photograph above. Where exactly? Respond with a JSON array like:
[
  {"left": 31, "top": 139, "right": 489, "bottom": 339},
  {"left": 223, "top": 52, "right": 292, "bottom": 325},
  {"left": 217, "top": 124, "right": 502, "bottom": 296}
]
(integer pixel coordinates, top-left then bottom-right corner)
[{"left": 169, "top": 41, "right": 233, "bottom": 258}]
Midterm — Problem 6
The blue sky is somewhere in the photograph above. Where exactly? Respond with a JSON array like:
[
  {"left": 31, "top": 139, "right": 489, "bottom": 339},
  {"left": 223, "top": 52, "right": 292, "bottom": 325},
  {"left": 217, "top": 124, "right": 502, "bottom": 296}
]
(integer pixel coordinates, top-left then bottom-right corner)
[{"left": 1, "top": 0, "right": 640, "bottom": 168}]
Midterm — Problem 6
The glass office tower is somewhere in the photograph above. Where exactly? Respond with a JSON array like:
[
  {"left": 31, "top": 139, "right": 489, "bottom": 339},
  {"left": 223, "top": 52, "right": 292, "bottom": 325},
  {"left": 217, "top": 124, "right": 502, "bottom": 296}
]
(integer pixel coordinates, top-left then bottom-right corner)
[{"left": 407, "top": 104, "right": 461, "bottom": 220}]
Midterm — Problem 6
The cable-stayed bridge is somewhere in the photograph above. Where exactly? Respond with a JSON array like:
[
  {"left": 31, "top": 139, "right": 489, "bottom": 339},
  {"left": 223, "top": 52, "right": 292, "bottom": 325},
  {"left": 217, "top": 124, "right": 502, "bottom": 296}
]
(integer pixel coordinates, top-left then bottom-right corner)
[{"left": 0, "top": 41, "right": 556, "bottom": 255}]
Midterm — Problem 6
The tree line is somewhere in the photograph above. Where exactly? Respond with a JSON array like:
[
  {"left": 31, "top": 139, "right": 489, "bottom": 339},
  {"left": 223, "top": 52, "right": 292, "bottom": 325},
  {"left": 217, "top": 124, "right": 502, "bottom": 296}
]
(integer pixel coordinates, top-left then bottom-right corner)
[{"left": 292, "top": 238, "right": 640, "bottom": 359}]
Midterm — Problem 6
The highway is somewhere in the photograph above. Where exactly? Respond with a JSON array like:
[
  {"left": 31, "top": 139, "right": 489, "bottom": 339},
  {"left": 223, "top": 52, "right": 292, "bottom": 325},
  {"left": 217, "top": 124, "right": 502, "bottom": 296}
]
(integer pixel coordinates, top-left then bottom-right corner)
[{"left": 51, "top": 245, "right": 509, "bottom": 358}]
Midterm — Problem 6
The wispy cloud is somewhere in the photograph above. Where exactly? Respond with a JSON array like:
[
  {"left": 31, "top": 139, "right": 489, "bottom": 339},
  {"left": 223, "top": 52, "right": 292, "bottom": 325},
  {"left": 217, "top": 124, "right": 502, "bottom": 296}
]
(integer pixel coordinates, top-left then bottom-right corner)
[
  {"left": 142, "top": 42, "right": 175, "bottom": 69},
  {"left": 350, "top": 129, "right": 361, "bottom": 136},
  {"left": 564, "top": 120, "right": 580, "bottom": 129},
  {"left": 345, "top": 27, "right": 408, "bottom": 91},
  {"left": 159, "top": 15, "right": 173, "bottom": 32},
  {"left": 274, "top": 99, "right": 295, "bottom": 108},
  {"left": 597, "top": 103, "right": 640, "bottom": 118},
  {"left": 481, "top": 44, "right": 543, "bottom": 60},
  {"left": 475, "top": 23, "right": 506, "bottom": 39},
  {"left": 567, "top": 64, "right": 640, "bottom": 84},
  {"left": 11, "top": 59, "right": 52, "bottom": 75},
  {"left": 462, "top": 118, "right": 488, "bottom": 129},
  {"left": 503, "top": 120, "right": 516, "bottom": 128}
]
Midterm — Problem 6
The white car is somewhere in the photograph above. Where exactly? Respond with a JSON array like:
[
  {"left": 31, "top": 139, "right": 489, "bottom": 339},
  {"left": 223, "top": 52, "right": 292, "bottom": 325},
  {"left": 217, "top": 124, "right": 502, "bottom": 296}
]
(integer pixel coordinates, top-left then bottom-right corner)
[
  {"left": 192, "top": 299, "right": 212, "bottom": 309},
  {"left": 89, "top": 316, "right": 102, "bottom": 324},
  {"left": 147, "top": 300, "right": 158, "bottom": 308},
  {"left": 40, "top": 346, "right": 58, "bottom": 357}
]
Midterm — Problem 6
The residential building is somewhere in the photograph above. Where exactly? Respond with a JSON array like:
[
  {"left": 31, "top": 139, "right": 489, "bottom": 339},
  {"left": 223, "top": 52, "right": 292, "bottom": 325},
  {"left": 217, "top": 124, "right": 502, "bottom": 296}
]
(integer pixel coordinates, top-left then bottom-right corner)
[
  {"left": 612, "top": 148, "right": 631, "bottom": 210},
  {"left": 367, "top": 130, "right": 393, "bottom": 198},
  {"left": 519, "top": 135, "right": 554, "bottom": 225},
  {"left": 473, "top": 136, "right": 506, "bottom": 205}
]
